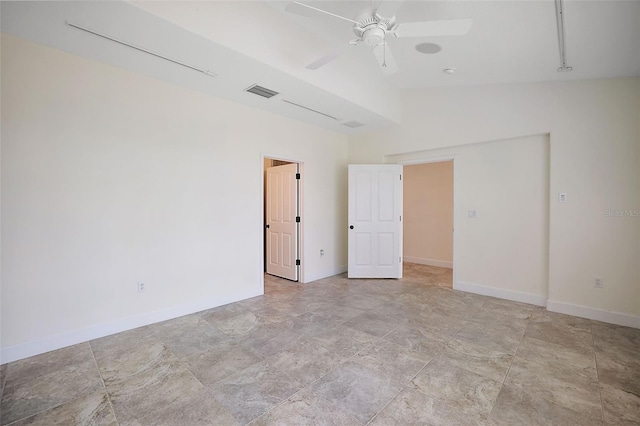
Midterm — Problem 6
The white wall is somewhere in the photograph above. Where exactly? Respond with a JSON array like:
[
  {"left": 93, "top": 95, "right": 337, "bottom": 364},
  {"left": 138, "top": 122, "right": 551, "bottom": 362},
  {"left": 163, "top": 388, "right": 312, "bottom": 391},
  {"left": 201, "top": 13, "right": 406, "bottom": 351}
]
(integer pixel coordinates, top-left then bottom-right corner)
[
  {"left": 349, "top": 78, "right": 640, "bottom": 326},
  {"left": 0, "top": 34, "right": 348, "bottom": 363},
  {"left": 393, "top": 136, "right": 550, "bottom": 305},
  {"left": 403, "top": 161, "right": 454, "bottom": 268}
]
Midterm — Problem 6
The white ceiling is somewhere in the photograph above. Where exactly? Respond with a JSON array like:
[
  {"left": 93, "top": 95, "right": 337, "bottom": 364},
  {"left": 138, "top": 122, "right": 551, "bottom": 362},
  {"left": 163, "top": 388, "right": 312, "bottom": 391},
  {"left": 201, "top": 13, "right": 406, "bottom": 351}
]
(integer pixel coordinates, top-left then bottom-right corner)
[
  {"left": 2, "top": 1, "right": 639, "bottom": 134},
  {"left": 267, "top": 0, "right": 640, "bottom": 88}
]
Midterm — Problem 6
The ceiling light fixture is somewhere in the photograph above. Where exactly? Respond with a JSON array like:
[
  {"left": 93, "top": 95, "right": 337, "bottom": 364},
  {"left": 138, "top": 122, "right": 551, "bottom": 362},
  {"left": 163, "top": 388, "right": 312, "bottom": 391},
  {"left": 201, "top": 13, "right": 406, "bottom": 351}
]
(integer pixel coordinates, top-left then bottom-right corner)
[{"left": 443, "top": 68, "right": 456, "bottom": 74}]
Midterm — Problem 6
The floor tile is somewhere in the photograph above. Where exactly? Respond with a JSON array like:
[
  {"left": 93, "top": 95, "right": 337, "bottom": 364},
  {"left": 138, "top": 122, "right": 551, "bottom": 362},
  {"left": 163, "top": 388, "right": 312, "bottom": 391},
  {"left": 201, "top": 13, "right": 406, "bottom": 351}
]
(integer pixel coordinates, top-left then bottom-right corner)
[
  {"left": 9, "top": 391, "right": 117, "bottom": 426},
  {"left": 344, "top": 311, "right": 403, "bottom": 338},
  {"left": 182, "top": 340, "right": 262, "bottom": 386},
  {"left": 309, "top": 323, "right": 382, "bottom": 358},
  {"left": 249, "top": 388, "right": 361, "bottom": 426},
  {"left": 107, "top": 360, "right": 204, "bottom": 424},
  {"left": 411, "top": 358, "right": 502, "bottom": 413},
  {"left": 6, "top": 267, "right": 636, "bottom": 426},
  {"left": 265, "top": 339, "right": 346, "bottom": 386},
  {"left": 0, "top": 363, "right": 6, "bottom": 401},
  {"left": 600, "top": 382, "right": 640, "bottom": 425},
  {"left": 440, "top": 344, "right": 513, "bottom": 383},
  {"left": 310, "top": 361, "right": 404, "bottom": 424},
  {"left": 448, "top": 320, "right": 524, "bottom": 357},
  {"left": 122, "top": 387, "right": 239, "bottom": 426},
  {"left": 487, "top": 383, "right": 602, "bottom": 426},
  {"left": 236, "top": 321, "right": 303, "bottom": 358},
  {"left": 92, "top": 338, "right": 177, "bottom": 389},
  {"left": 352, "top": 340, "right": 431, "bottom": 385},
  {"left": 383, "top": 324, "right": 448, "bottom": 357},
  {"left": 149, "top": 313, "right": 229, "bottom": 359},
  {"left": 370, "top": 386, "right": 490, "bottom": 426},
  {"left": 210, "top": 360, "right": 304, "bottom": 425},
  {"left": 505, "top": 355, "right": 602, "bottom": 418},
  {"left": 516, "top": 335, "right": 596, "bottom": 379},
  {"left": 1, "top": 344, "right": 103, "bottom": 426}
]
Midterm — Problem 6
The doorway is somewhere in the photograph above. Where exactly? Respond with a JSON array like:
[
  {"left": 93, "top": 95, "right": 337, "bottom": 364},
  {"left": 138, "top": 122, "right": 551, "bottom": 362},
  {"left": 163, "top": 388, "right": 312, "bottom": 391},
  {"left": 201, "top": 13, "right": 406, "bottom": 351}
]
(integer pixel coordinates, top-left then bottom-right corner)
[
  {"left": 263, "top": 157, "right": 304, "bottom": 284},
  {"left": 402, "top": 160, "right": 454, "bottom": 288}
]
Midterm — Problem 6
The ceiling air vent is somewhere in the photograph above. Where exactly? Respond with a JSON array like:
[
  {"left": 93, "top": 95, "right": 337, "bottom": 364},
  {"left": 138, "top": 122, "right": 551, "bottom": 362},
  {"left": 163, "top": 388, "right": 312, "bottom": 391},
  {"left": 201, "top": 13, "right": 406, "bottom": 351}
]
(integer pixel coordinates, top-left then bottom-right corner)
[
  {"left": 342, "top": 121, "right": 365, "bottom": 128},
  {"left": 245, "top": 84, "right": 279, "bottom": 99}
]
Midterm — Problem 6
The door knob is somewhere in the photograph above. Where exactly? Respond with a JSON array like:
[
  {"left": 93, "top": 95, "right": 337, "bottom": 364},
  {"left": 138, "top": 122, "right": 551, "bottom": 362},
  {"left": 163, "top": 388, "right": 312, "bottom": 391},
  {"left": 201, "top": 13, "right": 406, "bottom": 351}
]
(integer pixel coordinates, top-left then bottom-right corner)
[
  {"left": 265, "top": 224, "right": 270, "bottom": 229},
  {"left": 349, "top": 225, "right": 354, "bottom": 229}
]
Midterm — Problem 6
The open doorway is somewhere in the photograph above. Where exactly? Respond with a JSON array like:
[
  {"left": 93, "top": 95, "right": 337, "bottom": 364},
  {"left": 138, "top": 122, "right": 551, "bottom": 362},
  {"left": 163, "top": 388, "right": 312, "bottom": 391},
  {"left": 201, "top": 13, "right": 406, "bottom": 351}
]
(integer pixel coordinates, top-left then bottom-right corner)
[
  {"left": 402, "top": 160, "right": 454, "bottom": 288},
  {"left": 263, "top": 157, "right": 304, "bottom": 288}
]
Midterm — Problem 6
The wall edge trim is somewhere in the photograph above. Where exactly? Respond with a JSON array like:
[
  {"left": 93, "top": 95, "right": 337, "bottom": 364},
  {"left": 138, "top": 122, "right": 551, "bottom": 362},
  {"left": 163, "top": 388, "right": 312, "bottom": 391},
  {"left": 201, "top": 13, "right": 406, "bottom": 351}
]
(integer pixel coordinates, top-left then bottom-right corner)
[
  {"left": 455, "top": 280, "right": 547, "bottom": 306},
  {"left": 547, "top": 299, "right": 640, "bottom": 329},
  {"left": 403, "top": 256, "right": 453, "bottom": 269}
]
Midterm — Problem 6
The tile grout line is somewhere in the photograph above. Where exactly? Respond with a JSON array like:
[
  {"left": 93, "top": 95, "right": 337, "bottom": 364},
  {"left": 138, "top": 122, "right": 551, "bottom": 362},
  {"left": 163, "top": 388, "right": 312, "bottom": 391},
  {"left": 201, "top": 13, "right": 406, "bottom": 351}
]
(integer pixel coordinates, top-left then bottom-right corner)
[{"left": 88, "top": 341, "right": 120, "bottom": 426}]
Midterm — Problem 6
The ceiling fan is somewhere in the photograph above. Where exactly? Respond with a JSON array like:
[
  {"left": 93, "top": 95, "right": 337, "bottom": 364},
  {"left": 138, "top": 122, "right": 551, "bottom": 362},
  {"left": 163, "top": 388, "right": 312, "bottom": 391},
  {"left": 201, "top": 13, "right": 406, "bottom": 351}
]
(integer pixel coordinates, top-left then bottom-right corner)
[{"left": 285, "top": 0, "right": 473, "bottom": 75}]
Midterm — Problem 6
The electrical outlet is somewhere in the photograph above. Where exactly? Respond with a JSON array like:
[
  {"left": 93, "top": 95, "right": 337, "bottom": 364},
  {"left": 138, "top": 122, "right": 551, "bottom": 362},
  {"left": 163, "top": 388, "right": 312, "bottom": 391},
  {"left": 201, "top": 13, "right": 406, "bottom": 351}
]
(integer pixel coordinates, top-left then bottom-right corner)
[
  {"left": 559, "top": 193, "right": 567, "bottom": 203},
  {"left": 594, "top": 278, "right": 603, "bottom": 288},
  {"left": 320, "top": 249, "right": 325, "bottom": 256},
  {"left": 468, "top": 210, "right": 477, "bottom": 218},
  {"left": 138, "top": 282, "right": 145, "bottom": 292}
]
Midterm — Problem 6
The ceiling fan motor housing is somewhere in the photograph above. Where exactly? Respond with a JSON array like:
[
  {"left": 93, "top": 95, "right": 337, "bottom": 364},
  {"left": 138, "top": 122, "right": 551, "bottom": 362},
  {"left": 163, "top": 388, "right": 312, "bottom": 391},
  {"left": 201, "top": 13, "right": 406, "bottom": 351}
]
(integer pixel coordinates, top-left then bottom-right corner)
[{"left": 353, "top": 9, "right": 397, "bottom": 46}]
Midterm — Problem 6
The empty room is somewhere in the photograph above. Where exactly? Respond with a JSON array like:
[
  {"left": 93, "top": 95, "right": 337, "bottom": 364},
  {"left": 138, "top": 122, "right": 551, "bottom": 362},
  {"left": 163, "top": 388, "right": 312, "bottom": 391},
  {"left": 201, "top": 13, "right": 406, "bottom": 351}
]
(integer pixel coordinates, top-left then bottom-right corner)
[{"left": 1, "top": 1, "right": 639, "bottom": 425}]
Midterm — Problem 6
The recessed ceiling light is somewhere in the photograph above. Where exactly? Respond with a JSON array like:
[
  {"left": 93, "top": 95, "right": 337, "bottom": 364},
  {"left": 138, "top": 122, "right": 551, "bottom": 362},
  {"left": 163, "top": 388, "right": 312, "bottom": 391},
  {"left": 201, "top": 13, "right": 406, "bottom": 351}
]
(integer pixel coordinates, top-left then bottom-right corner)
[
  {"left": 415, "top": 42, "right": 442, "bottom": 54},
  {"left": 443, "top": 68, "right": 456, "bottom": 74}
]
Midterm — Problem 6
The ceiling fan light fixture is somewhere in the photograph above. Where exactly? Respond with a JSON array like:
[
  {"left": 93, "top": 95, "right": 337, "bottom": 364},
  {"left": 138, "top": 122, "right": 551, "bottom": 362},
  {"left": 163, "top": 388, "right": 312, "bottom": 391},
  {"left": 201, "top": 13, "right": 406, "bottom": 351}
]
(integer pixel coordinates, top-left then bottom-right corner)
[
  {"left": 363, "top": 27, "right": 386, "bottom": 46},
  {"left": 443, "top": 68, "right": 457, "bottom": 74}
]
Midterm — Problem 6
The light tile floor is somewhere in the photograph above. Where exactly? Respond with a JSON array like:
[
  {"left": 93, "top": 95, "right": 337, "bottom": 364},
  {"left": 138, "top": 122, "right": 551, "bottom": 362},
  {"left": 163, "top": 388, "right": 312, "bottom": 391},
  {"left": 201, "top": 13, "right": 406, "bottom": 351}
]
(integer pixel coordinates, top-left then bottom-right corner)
[{"left": 1, "top": 264, "right": 639, "bottom": 425}]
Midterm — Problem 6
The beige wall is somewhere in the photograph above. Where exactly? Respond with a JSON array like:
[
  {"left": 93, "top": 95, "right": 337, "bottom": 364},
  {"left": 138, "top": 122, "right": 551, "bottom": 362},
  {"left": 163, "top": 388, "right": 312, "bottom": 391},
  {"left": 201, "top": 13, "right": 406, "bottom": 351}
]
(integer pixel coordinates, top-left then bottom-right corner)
[
  {"left": 403, "top": 161, "right": 453, "bottom": 267},
  {"left": 1, "top": 34, "right": 349, "bottom": 362},
  {"left": 349, "top": 77, "right": 640, "bottom": 326}
]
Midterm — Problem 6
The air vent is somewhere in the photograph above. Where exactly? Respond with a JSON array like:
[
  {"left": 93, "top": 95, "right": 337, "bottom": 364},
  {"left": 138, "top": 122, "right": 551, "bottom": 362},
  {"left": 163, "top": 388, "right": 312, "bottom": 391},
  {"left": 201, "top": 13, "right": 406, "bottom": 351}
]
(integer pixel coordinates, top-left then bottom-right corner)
[
  {"left": 282, "top": 100, "right": 340, "bottom": 121},
  {"left": 245, "top": 84, "right": 279, "bottom": 99},
  {"left": 342, "top": 120, "right": 365, "bottom": 128}
]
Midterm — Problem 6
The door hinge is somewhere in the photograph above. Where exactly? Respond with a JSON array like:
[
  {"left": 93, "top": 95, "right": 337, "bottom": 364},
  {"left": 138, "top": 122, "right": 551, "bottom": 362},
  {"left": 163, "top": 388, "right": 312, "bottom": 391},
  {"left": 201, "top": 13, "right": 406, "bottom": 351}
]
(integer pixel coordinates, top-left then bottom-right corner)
[
  {"left": 400, "top": 215, "right": 402, "bottom": 222},
  {"left": 399, "top": 257, "right": 401, "bottom": 263},
  {"left": 296, "top": 173, "right": 301, "bottom": 180},
  {"left": 400, "top": 174, "right": 402, "bottom": 180},
  {"left": 296, "top": 216, "right": 301, "bottom": 223},
  {"left": 296, "top": 259, "right": 301, "bottom": 266}
]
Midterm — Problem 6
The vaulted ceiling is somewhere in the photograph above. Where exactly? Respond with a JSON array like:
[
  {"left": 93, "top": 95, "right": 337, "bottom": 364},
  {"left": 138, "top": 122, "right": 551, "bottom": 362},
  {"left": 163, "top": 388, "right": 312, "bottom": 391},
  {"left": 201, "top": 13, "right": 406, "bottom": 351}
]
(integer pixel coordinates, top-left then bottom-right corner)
[{"left": 2, "top": 1, "right": 639, "bottom": 134}]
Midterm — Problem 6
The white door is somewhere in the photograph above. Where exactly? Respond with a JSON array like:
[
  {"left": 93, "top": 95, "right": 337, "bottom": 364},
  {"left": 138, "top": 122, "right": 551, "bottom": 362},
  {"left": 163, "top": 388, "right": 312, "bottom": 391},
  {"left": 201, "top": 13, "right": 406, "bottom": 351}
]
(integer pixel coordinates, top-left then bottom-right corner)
[
  {"left": 266, "top": 163, "right": 299, "bottom": 281},
  {"left": 348, "top": 164, "right": 403, "bottom": 278}
]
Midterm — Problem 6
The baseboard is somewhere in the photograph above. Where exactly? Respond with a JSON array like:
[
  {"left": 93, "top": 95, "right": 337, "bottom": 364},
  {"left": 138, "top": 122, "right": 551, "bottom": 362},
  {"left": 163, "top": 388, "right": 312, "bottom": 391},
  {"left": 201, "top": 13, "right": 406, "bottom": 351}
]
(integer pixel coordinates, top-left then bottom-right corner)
[
  {"left": 455, "top": 281, "right": 547, "bottom": 306},
  {"left": 547, "top": 300, "right": 640, "bottom": 329},
  {"left": 304, "top": 265, "right": 348, "bottom": 283},
  {"left": 0, "top": 288, "right": 262, "bottom": 364},
  {"left": 403, "top": 256, "right": 453, "bottom": 269}
]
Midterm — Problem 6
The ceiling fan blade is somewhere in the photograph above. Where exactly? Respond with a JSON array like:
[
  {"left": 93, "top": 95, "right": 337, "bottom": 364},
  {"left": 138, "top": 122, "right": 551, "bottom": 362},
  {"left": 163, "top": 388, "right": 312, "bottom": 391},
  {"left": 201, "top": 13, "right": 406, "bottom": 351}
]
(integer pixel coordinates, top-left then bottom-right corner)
[
  {"left": 285, "top": 1, "right": 359, "bottom": 25},
  {"left": 395, "top": 18, "right": 473, "bottom": 38},
  {"left": 372, "top": 43, "right": 398, "bottom": 75},
  {"left": 306, "top": 44, "right": 351, "bottom": 70},
  {"left": 375, "top": 0, "right": 405, "bottom": 18}
]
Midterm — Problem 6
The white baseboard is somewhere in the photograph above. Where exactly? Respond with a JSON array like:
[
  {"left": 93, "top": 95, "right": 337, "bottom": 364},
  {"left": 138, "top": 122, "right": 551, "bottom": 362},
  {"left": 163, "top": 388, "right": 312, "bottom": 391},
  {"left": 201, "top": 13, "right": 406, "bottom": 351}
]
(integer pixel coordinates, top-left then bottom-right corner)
[
  {"left": 0, "top": 288, "right": 262, "bottom": 364},
  {"left": 403, "top": 256, "right": 453, "bottom": 269},
  {"left": 304, "top": 265, "right": 348, "bottom": 283},
  {"left": 547, "top": 300, "right": 640, "bottom": 329},
  {"left": 455, "top": 281, "right": 547, "bottom": 306}
]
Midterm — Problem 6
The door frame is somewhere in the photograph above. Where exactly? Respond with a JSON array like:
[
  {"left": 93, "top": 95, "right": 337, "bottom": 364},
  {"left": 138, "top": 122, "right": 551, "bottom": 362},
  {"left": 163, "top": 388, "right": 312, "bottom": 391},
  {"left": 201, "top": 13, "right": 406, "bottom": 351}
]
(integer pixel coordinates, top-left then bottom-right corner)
[
  {"left": 261, "top": 154, "right": 305, "bottom": 288},
  {"left": 396, "top": 155, "right": 457, "bottom": 288}
]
